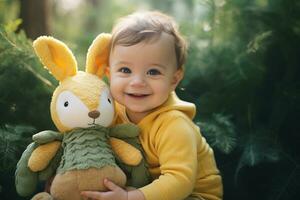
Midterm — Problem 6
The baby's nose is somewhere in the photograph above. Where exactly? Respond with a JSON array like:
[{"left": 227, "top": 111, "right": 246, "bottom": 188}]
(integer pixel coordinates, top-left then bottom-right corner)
[
  {"left": 130, "top": 75, "right": 146, "bottom": 87},
  {"left": 88, "top": 110, "right": 100, "bottom": 119}
]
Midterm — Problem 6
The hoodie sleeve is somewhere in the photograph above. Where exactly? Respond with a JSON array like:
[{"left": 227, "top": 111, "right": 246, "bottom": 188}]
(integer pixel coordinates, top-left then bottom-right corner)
[{"left": 140, "top": 113, "right": 199, "bottom": 200}]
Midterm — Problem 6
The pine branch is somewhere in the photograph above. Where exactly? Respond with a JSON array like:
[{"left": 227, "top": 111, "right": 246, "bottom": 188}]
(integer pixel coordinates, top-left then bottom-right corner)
[
  {"left": 0, "top": 25, "right": 55, "bottom": 89},
  {"left": 0, "top": 29, "right": 23, "bottom": 51},
  {"left": 20, "top": 61, "right": 53, "bottom": 87}
]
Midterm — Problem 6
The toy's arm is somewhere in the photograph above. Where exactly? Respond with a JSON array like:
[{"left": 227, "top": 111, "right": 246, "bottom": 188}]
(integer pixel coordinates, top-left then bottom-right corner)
[
  {"left": 109, "top": 124, "right": 142, "bottom": 165},
  {"left": 15, "top": 142, "right": 39, "bottom": 197},
  {"left": 109, "top": 124, "right": 152, "bottom": 187},
  {"left": 28, "top": 130, "right": 62, "bottom": 172},
  {"left": 15, "top": 131, "right": 63, "bottom": 197},
  {"left": 109, "top": 123, "right": 139, "bottom": 138},
  {"left": 110, "top": 137, "right": 142, "bottom": 166}
]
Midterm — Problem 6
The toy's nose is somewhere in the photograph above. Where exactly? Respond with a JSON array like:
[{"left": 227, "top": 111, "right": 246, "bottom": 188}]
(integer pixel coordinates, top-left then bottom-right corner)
[{"left": 88, "top": 110, "right": 100, "bottom": 119}]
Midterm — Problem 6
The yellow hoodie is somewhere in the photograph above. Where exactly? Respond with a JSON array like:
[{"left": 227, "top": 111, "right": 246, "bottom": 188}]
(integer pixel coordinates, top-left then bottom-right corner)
[{"left": 115, "top": 92, "right": 223, "bottom": 200}]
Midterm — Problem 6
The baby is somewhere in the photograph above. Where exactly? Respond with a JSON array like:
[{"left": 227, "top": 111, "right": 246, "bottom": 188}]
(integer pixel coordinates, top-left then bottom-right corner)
[{"left": 81, "top": 11, "right": 223, "bottom": 200}]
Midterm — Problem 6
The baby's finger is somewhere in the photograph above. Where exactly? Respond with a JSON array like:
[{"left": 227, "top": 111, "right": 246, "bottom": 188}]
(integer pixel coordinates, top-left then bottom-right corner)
[
  {"left": 81, "top": 191, "right": 102, "bottom": 200},
  {"left": 103, "top": 178, "right": 119, "bottom": 191}
]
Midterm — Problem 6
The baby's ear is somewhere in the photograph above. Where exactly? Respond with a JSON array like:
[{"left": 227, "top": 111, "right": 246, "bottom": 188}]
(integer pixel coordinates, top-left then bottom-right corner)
[
  {"left": 85, "top": 33, "right": 112, "bottom": 78},
  {"left": 33, "top": 36, "right": 77, "bottom": 81}
]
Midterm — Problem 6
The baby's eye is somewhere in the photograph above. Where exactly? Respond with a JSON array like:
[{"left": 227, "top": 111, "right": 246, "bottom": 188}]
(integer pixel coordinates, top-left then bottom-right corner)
[
  {"left": 147, "top": 69, "right": 161, "bottom": 76},
  {"left": 119, "top": 67, "right": 131, "bottom": 74}
]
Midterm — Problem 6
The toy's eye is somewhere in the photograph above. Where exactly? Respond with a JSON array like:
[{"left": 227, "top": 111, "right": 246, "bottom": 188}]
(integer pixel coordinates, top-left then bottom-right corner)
[
  {"left": 64, "top": 101, "right": 69, "bottom": 107},
  {"left": 107, "top": 98, "right": 111, "bottom": 104}
]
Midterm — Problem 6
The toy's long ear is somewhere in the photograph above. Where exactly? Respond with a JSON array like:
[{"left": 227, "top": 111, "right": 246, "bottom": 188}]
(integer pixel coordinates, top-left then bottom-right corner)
[
  {"left": 86, "top": 33, "right": 111, "bottom": 78},
  {"left": 33, "top": 36, "right": 77, "bottom": 81}
]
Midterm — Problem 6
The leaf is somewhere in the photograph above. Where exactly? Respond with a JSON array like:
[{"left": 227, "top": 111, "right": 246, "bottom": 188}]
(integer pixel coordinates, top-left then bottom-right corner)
[
  {"left": 247, "top": 30, "right": 273, "bottom": 53},
  {"left": 4, "top": 18, "right": 22, "bottom": 33}
]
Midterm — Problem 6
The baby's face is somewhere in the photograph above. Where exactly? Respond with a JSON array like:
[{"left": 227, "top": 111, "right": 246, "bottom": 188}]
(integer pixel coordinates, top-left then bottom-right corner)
[{"left": 109, "top": 33, "right": 183, "bottom": 123}]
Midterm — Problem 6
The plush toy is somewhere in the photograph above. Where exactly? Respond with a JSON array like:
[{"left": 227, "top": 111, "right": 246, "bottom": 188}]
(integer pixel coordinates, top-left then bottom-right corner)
[{"left": 15, "top": 33, "right": 151, "bottom": 200}]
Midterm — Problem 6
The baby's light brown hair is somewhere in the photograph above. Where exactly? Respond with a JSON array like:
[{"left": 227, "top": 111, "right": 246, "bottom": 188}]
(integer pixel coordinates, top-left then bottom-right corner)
[{"left": 110, "top": 11, "right": 187, "bottom": 69}]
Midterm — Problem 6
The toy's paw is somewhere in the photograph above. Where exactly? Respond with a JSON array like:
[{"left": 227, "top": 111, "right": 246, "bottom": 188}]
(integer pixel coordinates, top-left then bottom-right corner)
[
  {"left": 31, "top": 192, "right": 53, "bottom": 200},
  {"left": 33, "top": 130, "right": 62, "bottom": 144},
  {"left": 28, "top": 141, "right": 61, "bottom": 172},
  {"left": 110, "top": 137, "right": 142, "bottom": 166}
]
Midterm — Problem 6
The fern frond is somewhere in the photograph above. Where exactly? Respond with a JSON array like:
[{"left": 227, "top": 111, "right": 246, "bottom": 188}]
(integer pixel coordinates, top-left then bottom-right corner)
[{"left": 197, "top": 113, "right": 237, "bottom": 154}]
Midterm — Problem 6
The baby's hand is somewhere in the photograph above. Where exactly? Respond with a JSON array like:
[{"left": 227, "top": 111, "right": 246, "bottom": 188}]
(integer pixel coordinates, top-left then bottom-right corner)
[{"left": 81, "top": 179, "right": 128, "bottom": 200}]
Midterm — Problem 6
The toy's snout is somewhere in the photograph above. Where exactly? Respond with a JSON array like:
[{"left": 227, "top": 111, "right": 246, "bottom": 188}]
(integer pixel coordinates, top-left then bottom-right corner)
[{"left": 88, "top": 110, "right": 100, "bottom": 119}]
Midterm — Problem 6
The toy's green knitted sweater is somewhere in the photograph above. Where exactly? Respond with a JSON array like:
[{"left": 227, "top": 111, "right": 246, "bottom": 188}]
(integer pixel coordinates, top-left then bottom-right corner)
[{"left": 57, "top": 125, "right": 117, "bottom": 174}]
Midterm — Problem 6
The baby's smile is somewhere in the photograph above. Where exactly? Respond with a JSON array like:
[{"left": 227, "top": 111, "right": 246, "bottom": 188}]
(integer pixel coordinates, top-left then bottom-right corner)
[{"left": 125, "top": 92, "right": 150, "bottom": 98}]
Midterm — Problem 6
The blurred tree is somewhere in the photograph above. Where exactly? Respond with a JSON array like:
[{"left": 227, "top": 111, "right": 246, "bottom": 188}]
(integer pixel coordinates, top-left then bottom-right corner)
[
  {"left": 0, "top": 21, "right": 55, "bottom": 200},
  {"left": 19, "top": 0, "right": 51, "bottom": 39},
  {"left": 176, "top": 0, "right": 300, "bottom": 200},
  {"left": 51, "top": 0, "right": 135, "bottom": 68}
]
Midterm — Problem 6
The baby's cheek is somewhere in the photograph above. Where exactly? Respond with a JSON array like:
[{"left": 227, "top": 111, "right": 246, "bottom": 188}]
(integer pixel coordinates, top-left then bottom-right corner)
[
  {"left": 110, "top": 86, "right": 119, "bottom": 99},
  {"left": 110, "top": 84, "right": 124, "bottom": 102}
]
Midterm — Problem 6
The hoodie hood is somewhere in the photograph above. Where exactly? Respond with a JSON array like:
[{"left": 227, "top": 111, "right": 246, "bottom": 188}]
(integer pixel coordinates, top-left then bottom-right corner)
[{"left": 115, "top": 92, "right": 196, "bottom": 126}]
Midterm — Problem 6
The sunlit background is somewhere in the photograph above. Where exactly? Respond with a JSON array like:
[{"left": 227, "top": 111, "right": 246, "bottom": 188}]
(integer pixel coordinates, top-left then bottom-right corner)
[{"left": 0, "top": 0, "right": 299, "bottom": 200}]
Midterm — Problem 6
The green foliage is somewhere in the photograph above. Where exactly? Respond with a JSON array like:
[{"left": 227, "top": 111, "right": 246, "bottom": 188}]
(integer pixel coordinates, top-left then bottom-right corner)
[
  {"left": 0, "top": 0, "right": 19, "bottom": 25},
  {"left": 235, "top": 134, "right": 280, "bottom": 179},
  {"left": 198, "top": 114, "right": 236, "bottom": 154},
  {"left": 178, "top": 0, "right": 300, "bottom": 199},
  {"left": 4, "top": 18, "right": 22, "bottom": 33},
  {"left": 0, "top": 124, "right": 34, "bottom": 172},
  {"left": 0, "top": 26, "right": 55, "bottom": 198},
  {"left": 247, "top": 31, "right": 273, "bottom": 53},
  {"left": 0, "top": 124, "right": 35, "bottom": 200},
  {"left": 0, "top": 23, "right": 56, "bottom": 130}
]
